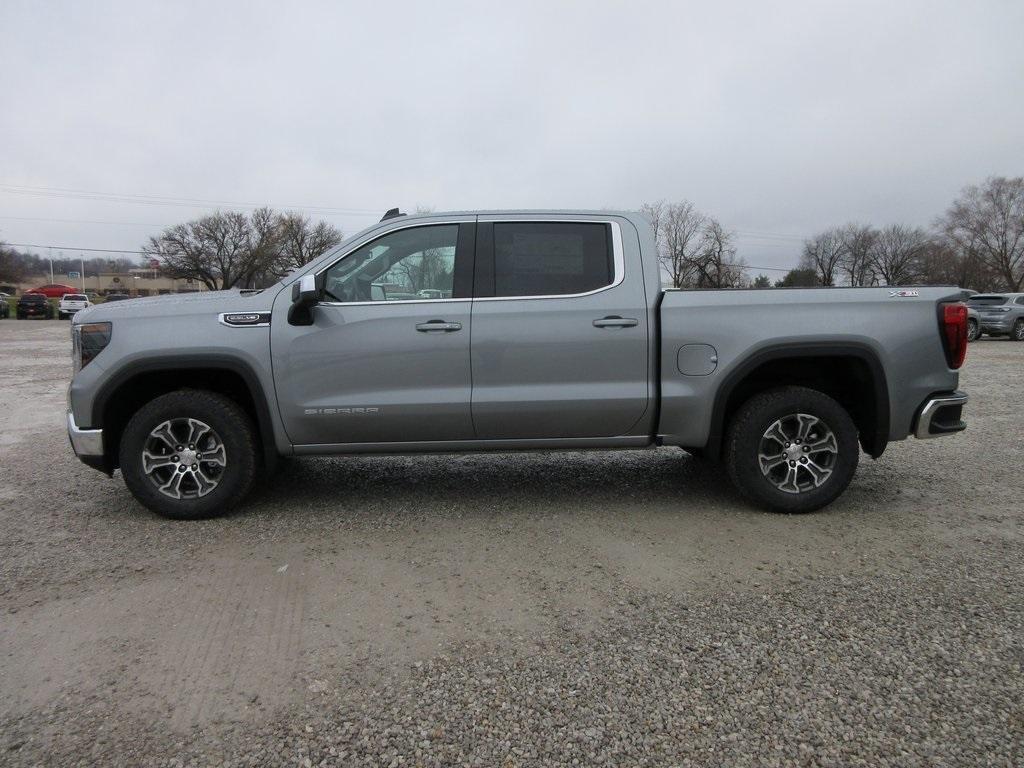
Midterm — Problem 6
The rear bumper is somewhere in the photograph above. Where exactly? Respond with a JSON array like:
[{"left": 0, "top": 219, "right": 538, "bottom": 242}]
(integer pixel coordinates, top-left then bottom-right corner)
[{"left": 913, "top": 391, "right": 968, "bottom": 439}]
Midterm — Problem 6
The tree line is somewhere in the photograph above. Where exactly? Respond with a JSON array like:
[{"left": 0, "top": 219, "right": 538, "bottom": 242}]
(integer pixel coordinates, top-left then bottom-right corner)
[
  {"left": 0, "top": 247, "right": 141, "bottom": 285},
  {"left": 643, "top": 176, "right": 1023, "bottom": 291},
  {"left": 775, "top": 176, "right": 1022, "bottom": 291},
  {"left": 3, "top": 175, "right": 1020, "bottom": 293},
  {"left": 141, "top": 208, "right": 343, "bottom": 290},
  {"left": 0, "top": 208, "right": 344, "bottom": 290}
]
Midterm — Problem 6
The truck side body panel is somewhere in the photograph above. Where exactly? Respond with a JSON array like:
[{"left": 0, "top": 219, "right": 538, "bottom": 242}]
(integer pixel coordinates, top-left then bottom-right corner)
[{"left": 656, "top": 287, "right": 961, "bottom": 448}]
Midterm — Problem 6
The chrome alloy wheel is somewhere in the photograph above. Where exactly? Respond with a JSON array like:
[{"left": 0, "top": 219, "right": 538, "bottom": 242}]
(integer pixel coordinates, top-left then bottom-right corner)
[
  {"left": 757, "top": 413, "right": 839, "bottom": 494},
  {"left": 141, "top": 418, "right": 227, "bottom": 499}
]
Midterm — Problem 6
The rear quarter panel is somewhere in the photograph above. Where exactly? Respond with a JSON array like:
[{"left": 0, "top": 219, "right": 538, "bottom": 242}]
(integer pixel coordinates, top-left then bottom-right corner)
[{"left": 657, "top": 287, "right": 962, "bottom": 448}]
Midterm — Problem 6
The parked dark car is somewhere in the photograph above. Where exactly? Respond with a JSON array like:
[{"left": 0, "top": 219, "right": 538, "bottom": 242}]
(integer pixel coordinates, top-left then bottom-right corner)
[
  {"left": 17, "top": 293, "right": 55, "bottom": 319},
  {"left": 0, "top": 297, "right": 9, "bottom": 319},
  {"left": 103, "top": 294, "right": 132, "bottom": 302}
]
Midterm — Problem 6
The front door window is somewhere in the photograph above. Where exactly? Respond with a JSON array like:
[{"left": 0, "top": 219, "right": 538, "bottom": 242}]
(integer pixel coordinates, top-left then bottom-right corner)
[{"left": 323, "top": 225, "right": 458, "bottom": 303}]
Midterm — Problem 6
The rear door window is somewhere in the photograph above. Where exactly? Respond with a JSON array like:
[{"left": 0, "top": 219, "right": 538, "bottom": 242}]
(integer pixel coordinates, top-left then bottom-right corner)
[
  {"left": 491, "top": 222, "right": 613, "bottom": 297},
  {"left": 969, "top": 295, "right": 1007, "bottom": 305}
]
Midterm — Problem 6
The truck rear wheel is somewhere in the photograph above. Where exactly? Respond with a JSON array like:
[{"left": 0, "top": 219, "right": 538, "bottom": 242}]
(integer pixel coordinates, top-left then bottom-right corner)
[
  {"left": 725, "top": 386, "right": 859, "bottom": 513},
  {"left": 119, "top": 389, "right": 257, "bottom": 520}
]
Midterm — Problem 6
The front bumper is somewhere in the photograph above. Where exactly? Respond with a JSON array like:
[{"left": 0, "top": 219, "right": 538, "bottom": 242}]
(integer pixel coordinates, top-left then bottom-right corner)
[
  {"left": 67, "top": 411, "right": 103, "bottom": 457},
  {"left": 913, "top": 391, "right": 968, "bottom": 439}
]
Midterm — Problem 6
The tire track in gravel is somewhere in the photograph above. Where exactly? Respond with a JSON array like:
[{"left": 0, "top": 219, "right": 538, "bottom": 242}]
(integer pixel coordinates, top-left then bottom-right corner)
[{"left": 156, "top": 555, "right": 306, "bottom": 730}]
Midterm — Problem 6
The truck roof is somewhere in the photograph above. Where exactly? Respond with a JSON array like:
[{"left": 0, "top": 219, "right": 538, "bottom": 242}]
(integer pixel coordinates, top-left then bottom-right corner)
[{"left": 384, "top": 209, "right": 637, "bottom": 220}]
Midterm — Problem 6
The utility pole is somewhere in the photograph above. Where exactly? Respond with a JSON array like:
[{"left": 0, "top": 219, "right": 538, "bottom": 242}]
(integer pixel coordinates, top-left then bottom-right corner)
[{"left": 80, "top": 254, "right": 85, "bottom": 292}]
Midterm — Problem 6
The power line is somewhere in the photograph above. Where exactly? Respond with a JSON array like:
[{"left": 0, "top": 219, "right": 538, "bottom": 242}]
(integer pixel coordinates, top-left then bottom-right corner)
[
  {"left": 0, "top": 214, "right": 165, "bottom": 228},
  {"left": 3, "top": 241, "right": 148, "bottom": 254}
]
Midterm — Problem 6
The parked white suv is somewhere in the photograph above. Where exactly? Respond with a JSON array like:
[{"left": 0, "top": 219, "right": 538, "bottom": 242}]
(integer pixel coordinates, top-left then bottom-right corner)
[{"left": 58, "top": 294, "right": 92, "bottom": 319}]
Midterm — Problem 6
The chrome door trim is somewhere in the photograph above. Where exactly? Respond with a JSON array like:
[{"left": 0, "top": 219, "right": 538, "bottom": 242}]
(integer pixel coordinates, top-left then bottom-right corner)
[
  {"left": 473, "top": 219, "right": 625, "bottom": 302},
  {"left": 311, "top": 218, "right": 625, "bottom": 306}
]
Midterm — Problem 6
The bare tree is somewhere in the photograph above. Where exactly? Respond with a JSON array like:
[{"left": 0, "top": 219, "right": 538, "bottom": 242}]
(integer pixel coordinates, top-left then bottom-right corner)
[
  {"left": 838, "top": 223, "right": 877, "bottom": 286},
  {"left": 938, "top": 176, "right": 1024, "bottom": 291},
  {"left": 800, "top": 227, "right": 846, "bottom": 286},
  {"left": 659, "top": 201, "right": 705, "bottom": 288},
  {"left": 144, "top": 208, "right": 343, "bottom": 289},
  {"left": 278, "top": 213, "right": 344, "bottom": 271},
  {"left": 869, "top": 224, "right": 929, "bottom": 285},
  {"left": 916, "top": 238, "right": 999, "bottom": 290},
  {"left": 143, "top": 211, "right": 248, "bottom": 290},
  {"left": 0, "top": 242, "right": 30, "bottom": 284},
  {"left": 690, "top": 218, "right": 747, "bottom": 288}
]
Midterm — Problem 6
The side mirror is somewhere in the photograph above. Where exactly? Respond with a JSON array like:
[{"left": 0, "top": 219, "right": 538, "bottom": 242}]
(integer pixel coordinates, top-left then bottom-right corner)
[
  {"left": 291, "top": 274, "right": 318, "bottom": 305},
  {"left": 288, "top": 274, "right": 319, "bottom": 326}
]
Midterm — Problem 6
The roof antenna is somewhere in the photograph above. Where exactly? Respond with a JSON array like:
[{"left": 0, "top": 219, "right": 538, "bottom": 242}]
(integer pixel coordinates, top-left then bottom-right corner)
[{"left": 380, "top": 208, "right": 405, "bottom": 222}]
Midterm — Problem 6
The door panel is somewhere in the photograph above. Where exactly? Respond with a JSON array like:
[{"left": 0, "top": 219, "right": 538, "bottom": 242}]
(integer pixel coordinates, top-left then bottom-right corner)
[
  {"left": 271, "top": 301, "right": 473, "bottom": 444},
  {"left": 470, "top": 218, "right": 650, "bottom": 439},
  {"left": 270, "top": 220, "right": 475, "bottom": 446}
]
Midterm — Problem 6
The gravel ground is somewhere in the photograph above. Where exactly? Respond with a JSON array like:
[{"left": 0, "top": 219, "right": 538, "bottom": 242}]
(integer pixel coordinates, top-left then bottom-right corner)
[{"left": 0, "top": 320, "right": 1021, "bottom": 766}]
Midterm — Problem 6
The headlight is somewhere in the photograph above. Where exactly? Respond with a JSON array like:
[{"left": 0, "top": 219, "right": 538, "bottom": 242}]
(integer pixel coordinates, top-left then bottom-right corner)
[{"left": 72, "top": 322, "right": 112, "bottom": 372}]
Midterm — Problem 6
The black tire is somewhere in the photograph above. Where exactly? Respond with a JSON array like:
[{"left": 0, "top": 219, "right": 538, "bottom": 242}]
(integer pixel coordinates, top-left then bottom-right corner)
[
  {"left": 966, "top": 319, "right": 979, "bottom": 342},
  {"left": 119, "top": 389, "right": 258, "bottom": 519},
  {"left": 725, "top": 386, "right": 859, "bottom": 514},
  {"left": 1012, "top": 319, "right": 1024, "bottom": 342}
]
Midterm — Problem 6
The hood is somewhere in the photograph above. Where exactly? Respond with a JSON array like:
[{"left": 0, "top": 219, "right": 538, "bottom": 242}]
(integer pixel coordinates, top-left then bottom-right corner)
[{"left": 73, "top": 287, "right": 280, "bottom": 324}]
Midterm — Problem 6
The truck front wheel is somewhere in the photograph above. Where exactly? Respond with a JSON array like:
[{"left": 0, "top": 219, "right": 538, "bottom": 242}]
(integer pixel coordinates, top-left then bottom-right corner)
[
  {"left": 119, "top": 389, "right": 258, "bottom": 519},
  {"left": 725, "top": 386, "right": 859, "bottom": 513}
]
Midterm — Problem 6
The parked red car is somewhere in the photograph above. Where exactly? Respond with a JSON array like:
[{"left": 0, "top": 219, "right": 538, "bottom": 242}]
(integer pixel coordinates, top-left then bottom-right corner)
[{"left": 28, "top": 284, "right": 80, "bottom": 298}]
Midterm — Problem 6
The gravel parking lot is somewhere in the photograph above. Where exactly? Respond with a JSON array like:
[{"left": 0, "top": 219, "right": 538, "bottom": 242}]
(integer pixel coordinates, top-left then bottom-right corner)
[{"left": 0, "top": 320, "right": 1021, "bottom": 767}]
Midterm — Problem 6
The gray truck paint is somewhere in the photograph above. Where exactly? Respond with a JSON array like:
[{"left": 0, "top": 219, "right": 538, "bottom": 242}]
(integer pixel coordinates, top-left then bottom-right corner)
[{"left": 68, "top": 209, "right": 963, "bottom": 467}]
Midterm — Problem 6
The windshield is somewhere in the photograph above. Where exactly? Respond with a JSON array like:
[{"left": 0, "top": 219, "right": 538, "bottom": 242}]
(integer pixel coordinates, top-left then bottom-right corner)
[{"left": 968, "top": 295, "right": 1007, "bottom": 305}]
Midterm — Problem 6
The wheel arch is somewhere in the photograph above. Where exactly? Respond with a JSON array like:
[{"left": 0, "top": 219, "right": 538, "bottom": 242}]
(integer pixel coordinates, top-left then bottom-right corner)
[
  {"left": 706, "top": 343, "right": 890, "bottom": 460},
  {"left": 91, "top": 355, "right": 279, "bottom": 473}
]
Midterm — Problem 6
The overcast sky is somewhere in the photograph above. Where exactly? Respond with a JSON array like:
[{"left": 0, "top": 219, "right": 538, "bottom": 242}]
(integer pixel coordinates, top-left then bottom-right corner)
[{"left": 2, "top": 0, "right": 1022, "bottom": 276}]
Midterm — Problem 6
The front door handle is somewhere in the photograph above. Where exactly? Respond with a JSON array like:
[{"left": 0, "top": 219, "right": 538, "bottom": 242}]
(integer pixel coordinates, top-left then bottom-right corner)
[
  {"left": 593, "top": 316, "right": 638, "bottom": 328},
  {"left": 415, "top": 320, "right": 462, "bottom": 332}
]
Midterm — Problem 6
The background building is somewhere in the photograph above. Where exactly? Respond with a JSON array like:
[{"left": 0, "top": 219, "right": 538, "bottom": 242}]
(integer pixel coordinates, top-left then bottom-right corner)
[{"left": 13, "top": 269, "right": 207, "bottom": 296}]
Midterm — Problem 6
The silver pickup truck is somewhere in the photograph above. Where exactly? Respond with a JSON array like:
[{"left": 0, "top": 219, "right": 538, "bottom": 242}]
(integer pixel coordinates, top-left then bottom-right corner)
[{"left": 67, "top": 210, "right": 970, "bottom": 519}]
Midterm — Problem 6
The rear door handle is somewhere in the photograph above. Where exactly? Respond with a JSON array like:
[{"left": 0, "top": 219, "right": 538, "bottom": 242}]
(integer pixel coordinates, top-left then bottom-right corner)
[
  {"left": 415, "top": 320, "right": 462, "bottom": 332},
  {"left": 593, "top": 316, "right": 638, "bottom": 328}
]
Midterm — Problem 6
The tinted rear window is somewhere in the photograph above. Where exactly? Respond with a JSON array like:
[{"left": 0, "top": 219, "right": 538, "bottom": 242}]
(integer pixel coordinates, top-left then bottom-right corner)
[
  {"left": 22, "top": 294, "right": 46, "bottom": 302},
  {"left": 492, "top": 222, "right": 613, "bottom": 297},
  {"left": 968, "top": 295, "right": 1007, "bottom": 305},
  {"left": 65, "top": 294, "right": 86, "bottom": 301}
]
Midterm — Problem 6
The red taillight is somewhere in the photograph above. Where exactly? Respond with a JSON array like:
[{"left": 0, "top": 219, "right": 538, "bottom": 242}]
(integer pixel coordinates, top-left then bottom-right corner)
[{"left": 941, "top": 302, "right": 968, "bottom": 369}]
